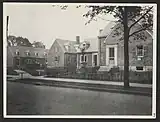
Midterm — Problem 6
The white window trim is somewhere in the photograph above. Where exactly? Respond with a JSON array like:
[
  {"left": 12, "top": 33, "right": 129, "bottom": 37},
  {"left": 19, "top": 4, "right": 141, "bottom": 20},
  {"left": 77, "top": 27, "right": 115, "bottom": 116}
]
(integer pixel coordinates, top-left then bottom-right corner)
[
  {"left": 80, "top": 54, "right": 87, "bottom": 63},
  {"left": 15, "top": 49, "right": 19, "bottom": 55},
  {"left": 35, "top": 52, "right": 38, "bottom": 56},
  {"left": 25, "top": 50, "right": 30, "bottom": 56},
  {"left": 106, "top": 44, "right": 117, "bottom": 66},
  {"left": 136, "top": 45, "right": 144, "bottom": 58},
  {"left": 92, "top": 53, "right": 98, "bottom": 66},
  {"left": 44, "top": 52, "right": 47, "bottom": 56},
  {"left": 136, "top": 66, "right": 144, "bottom": 72}
]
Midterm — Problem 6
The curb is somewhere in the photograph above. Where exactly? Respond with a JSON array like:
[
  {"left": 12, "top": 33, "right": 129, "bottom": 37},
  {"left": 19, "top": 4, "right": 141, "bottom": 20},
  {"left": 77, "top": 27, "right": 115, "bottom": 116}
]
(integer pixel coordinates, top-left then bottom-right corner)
[{"left": 7, "top": 78, "right": 152, "bottom": 97}]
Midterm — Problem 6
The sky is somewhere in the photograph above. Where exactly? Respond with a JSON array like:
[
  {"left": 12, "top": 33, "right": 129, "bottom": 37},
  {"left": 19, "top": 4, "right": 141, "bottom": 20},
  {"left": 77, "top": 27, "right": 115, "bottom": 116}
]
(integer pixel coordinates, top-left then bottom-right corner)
[{"left": 3, "top": 3, "right": 114, "bottom": 49}]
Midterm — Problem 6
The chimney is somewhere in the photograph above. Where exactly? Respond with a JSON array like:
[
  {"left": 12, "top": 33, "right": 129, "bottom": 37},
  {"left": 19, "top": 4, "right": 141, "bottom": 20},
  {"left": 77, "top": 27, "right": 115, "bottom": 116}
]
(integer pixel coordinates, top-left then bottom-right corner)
[{"left": 76, "top": 36, "right": 80, "bottom": 44}]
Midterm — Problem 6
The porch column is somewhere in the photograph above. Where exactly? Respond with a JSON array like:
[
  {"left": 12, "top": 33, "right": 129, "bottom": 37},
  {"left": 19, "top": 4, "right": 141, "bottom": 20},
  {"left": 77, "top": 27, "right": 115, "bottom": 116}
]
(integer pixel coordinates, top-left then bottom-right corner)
[
  {"left": 115, "top": 45, "right": 118, "bottom": 66},
  {"left": 106, "top": 47, "right": 109, "bottom": 65}
]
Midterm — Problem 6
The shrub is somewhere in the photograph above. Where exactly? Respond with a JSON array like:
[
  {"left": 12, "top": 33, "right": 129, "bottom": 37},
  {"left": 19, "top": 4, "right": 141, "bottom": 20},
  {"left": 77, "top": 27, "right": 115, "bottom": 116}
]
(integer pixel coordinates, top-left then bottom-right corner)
[{"left": 7, "top": 67, "right": 19, "bottom": 75}]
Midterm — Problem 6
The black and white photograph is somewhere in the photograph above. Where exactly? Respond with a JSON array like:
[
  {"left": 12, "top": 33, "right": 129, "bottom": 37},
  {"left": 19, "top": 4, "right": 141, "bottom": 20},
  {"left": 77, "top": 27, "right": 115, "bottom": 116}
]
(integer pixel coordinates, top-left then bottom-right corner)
[{"left": 3, "top": 3, "right": 157, "bottom": 118}]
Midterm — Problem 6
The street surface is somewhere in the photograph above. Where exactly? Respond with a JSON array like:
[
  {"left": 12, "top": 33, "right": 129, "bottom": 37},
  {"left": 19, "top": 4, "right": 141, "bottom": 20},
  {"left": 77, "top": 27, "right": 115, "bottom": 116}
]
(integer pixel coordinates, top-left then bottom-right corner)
[{"left": 7, "top": 81, "right": 152, "bottom": 115}]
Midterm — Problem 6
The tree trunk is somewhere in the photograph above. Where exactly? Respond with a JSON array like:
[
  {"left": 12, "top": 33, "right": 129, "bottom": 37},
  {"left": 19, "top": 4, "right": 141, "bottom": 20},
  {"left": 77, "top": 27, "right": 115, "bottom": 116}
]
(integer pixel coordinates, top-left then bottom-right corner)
[{"left": 123, "top": 6, "right": 130, "bottom": 88}]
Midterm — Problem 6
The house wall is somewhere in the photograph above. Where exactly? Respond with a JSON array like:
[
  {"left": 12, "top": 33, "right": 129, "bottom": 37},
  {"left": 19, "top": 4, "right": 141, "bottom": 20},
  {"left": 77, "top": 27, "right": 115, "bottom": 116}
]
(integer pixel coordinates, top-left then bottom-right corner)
[
  {"left": 99, "top": 22, "right": 153, "bottom": 71},
  {"left": 98, "top": 37, "right": 106, "bottom": 66},
  {"left": 13, "top": 57, "right": 46, "bottom": 69},
  {"left": 7, "top": 46, "right": 14, "bottom": 67},
  {"left": 77, "top": 52, "right": 98, "bottom": 68},
  {"left": 64, "top": 53, "right": 77, "bottom": 68},
  {"left": 47, "top": 41, "right": 64, "bottom": 68}
]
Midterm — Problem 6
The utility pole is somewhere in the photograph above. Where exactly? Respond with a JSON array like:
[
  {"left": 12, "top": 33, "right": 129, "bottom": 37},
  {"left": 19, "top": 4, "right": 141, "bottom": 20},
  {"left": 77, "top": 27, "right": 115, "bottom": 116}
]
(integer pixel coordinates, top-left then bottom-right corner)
[{"left": 6, "top": 16, "right": 9, "bottom": 44}]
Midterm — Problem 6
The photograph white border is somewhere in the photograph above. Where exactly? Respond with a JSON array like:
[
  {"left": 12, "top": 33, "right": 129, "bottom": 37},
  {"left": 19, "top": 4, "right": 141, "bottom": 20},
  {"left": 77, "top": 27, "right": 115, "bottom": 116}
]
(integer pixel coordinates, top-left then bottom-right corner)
[{"left": 3, "top": 2, "right": 157, "bottom": 119}]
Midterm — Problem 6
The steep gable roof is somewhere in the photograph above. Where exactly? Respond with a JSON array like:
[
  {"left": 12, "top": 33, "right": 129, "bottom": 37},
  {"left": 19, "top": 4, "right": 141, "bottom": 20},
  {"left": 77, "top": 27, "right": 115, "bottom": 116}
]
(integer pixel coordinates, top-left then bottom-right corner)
[
  {"left": 83, "top": 38, "right": 98, "bottom": 52},
  {"left": 102, "top": 21, "right": 153, "bottom": 45},
  {"left": 76, "top": 37, "right": 99, "bottom": 53},
  {"left": 55, "top": 38, "right": 77, "bottom": 53},
  {"left": 99, "top": 21, "right": 117, "bottom": 37}
]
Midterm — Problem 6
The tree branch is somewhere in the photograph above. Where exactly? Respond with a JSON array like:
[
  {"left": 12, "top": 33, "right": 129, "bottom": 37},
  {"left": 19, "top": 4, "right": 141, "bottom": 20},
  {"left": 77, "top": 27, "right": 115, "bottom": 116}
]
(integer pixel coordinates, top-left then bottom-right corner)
[
  {"left": 128, "top": 6, "right": 153, "bottom": 30},
  {"left": 129, "top": 24, "right": 152, "bottom": 37},
  {"left": 96, "top": 16, "right": 117, "bottom": 22}
]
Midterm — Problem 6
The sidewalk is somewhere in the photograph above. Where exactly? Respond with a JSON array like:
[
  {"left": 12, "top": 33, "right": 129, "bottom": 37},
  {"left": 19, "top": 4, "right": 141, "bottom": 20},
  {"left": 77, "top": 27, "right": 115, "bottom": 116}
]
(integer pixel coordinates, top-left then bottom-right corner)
[
  {"left": 32, "top": 76, "right": 152, "bottom": 88},
  {"left": 7, "top": 75, "right": 152, "bottom": 96}
]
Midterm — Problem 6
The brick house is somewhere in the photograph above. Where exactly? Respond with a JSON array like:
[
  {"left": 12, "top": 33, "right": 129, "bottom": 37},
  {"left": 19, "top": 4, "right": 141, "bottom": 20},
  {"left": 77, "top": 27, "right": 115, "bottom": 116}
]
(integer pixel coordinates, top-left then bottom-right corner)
[
  {"left": 7, "top": 46, "right": 48, "bottom": 71},
  {"left": 76, "top": 38, "right": 99, "bottom": 69},
  {"left": 98, "top": 21, "right": 153, "bottom": 72},
  {"left": 47, "top": 38, "right": 78, "bottom": 69}
]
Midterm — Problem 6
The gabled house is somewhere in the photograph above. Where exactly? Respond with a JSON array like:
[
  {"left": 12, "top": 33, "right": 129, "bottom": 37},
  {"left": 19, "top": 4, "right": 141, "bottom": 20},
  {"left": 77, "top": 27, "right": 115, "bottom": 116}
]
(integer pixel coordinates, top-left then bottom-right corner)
[
  {"left": 47, "top": 38, "right": 78, "bottom": 68},
  {"left": 98, "top": 21, "right": 153, "bottom": 72},
  {"left": 7, "top": 46, "right": 48, "bottom": 70},
  {"left": 76, "top": 38, "right": 99, "bottom": 69}
]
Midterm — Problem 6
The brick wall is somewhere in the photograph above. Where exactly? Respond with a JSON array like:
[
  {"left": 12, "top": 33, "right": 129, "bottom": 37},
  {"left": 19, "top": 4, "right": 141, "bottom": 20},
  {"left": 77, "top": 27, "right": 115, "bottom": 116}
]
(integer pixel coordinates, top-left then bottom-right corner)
[{"left": 99, "top": 22, "right": 153, "bottom": 69}]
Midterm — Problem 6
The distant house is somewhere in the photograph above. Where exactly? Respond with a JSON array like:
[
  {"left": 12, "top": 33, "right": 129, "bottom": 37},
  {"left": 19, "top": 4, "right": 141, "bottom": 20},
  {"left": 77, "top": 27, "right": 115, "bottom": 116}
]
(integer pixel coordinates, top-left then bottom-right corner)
[
  {"left": 7, "top": 46, "right": 48, "bottom": 71},
  {"left": 98, "top": 21, "right": 153, "bottom": 72},
  {"left": 76, "top": 38, "right": 99, "bottom": 69},
  {"left": 47, "top": 38, "right": 78, "bottom": 69}
]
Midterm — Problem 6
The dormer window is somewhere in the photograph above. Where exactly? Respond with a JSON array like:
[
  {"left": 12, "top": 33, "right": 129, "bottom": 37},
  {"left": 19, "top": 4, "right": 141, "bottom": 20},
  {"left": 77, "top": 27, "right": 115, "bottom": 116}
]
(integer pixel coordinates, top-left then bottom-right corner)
[
  {"left": 65, "top": 45, "right": 70, "bottom": 51},
  {"left": 44, "top": 52, "right": 47, "bottom": 56},
  {"left": 35, "top": 52, "right": 38, "bottom": 56},
  {"left": 15, "top": 49, "right": 20, "bottom": 56},
  {"left": 25, "top": 50, "right": 30, "bottom": 56}
]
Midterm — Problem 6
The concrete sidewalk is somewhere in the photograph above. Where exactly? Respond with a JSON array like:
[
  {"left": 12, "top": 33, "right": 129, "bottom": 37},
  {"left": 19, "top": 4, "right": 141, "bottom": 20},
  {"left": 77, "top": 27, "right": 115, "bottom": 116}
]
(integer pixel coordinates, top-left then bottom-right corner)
[
  {"left": 32, "top": 76, "right": 152, "bottom": 88},
  {"left": 7, "top": 75, "right": 152, "bottom": 96}
]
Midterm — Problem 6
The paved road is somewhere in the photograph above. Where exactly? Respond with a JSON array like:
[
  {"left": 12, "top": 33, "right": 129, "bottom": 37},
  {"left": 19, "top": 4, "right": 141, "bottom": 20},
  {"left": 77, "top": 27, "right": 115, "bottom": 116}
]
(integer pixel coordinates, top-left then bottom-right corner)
[{"left": 7, "top": 81, "right": 152, "bottom": 115}]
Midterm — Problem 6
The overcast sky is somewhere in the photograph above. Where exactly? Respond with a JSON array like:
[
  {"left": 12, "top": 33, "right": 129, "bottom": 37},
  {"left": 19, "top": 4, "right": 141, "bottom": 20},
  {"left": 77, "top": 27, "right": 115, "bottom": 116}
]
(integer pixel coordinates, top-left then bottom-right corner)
[{"left": 4, "top": 3, "right": 114, "bottom": 49}]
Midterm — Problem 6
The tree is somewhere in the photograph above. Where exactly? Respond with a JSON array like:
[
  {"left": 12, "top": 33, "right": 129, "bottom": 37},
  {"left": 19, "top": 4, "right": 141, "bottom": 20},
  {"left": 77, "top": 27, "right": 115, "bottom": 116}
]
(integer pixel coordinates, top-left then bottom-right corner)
[
  {"left": 32, "top": 41, "right": 45, "bottom": 48},
  {"left": 8, "top": 35, "right": 32, "bottom": 47},
  {"left": 83, "top": 6, "right": 153, "bottom": 88},
  {"left": 54, "top": 5, "right": 153, "bottom": 88}
]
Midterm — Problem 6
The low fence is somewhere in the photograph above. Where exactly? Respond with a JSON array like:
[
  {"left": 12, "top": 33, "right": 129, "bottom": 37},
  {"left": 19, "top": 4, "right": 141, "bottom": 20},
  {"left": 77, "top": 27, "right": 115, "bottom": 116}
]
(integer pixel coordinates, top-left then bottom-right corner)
[{"left": 46, "top": 68, "right": 152, "bottom": 84}]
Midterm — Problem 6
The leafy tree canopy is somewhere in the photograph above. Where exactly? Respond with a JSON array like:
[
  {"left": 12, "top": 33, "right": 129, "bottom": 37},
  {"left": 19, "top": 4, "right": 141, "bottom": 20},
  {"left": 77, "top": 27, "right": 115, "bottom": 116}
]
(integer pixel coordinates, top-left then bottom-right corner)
[
  {"left": 32, "top": 41, "right": 46, "bottom": 48},
  {"left": 8, "top": 35, "right": 32, "bottom": 47}
]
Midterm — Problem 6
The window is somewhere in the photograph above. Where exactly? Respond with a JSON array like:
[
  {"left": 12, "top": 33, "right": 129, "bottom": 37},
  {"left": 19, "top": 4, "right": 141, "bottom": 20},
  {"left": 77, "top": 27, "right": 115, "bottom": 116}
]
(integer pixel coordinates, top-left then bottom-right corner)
[
  {"left": 80, "top": 55, "right": 84, "bottom": 62},
  {"left": 93, "top": 54, "right": 97, "bottom": 66},
  {"left": 80, "top": 55, "right": 87, "bottom": 62},
  {"left": 44, "top": 52, "right": 47, "bottom": 56},
  {"left": 84, "top": 55, "right": 87, "bottom": 62},
  {"left": 109, "top": 47, "right": 115, "bottom": 64},
  {"left": 35, "top": 52, "right": 38, "bottom": 56},
  {"left": 15, "top": 49, "right": 20, "bottom": 56},
  {"left": 25, "top": 51, "right": 30, "bottom": 56},
  {"left": 28, "top": 52, "right": 30, "bottom": 56},
  {"left": 26, "top": 59, "right": 32, "bottom": 64},
  {"left": 15, "top": 51, "right": 20, "bottom": 56},
  {"left": 136, "top": 45, "right": 144, "bottom": 57},
  {"left": 15, "top": 58, "right": 20, "bottom": 65},
  {"left": 136, "top": 66, "right": 143, "bottom": 71},
  {"left": 55, "top": 56, "right": 60, "bottom": 61}
]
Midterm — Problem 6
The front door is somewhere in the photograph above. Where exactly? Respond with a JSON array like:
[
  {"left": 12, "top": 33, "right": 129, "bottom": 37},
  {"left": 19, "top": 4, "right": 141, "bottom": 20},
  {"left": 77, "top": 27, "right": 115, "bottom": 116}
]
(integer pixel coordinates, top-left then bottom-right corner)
[
  {"left": 109, "top": 47, "right": 115, "bottom": 65},
  {"left": 93, "top": 54, "right": 97, "bottom": 66},
  {"left": 106, "top": 45, "right": 117, "bottom": 66}
]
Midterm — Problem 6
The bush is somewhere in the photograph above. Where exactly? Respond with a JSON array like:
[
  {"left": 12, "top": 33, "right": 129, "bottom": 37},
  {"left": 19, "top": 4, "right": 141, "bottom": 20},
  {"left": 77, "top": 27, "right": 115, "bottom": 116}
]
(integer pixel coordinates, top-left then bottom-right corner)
[
  {"left": 23, "top": 68, "right": 40, "bottom": 76},
  {"left": 7, "top": 67, "right": 19, "bottom": 75}
]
